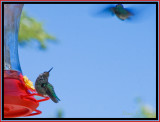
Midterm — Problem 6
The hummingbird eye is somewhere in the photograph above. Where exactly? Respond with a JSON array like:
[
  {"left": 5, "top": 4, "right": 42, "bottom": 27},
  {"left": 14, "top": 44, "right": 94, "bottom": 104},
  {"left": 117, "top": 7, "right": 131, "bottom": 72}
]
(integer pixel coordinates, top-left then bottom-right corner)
[{"left": 44, "top": 71, "right": 49, "bottom": 75}]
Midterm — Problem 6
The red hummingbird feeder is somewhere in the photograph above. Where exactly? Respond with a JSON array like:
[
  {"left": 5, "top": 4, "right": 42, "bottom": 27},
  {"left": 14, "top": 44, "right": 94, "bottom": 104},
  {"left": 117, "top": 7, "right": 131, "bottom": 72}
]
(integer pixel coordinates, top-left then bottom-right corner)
[{"left": 4, "top": 4, "right": 49, "bottom": 118}]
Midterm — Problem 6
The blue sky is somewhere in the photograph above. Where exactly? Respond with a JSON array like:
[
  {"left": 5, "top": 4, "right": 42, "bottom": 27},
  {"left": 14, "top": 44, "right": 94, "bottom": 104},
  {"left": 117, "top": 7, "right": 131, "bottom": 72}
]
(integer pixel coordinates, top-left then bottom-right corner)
[{"left": 18, "top": 3, "right": 156, "bottom": 118}]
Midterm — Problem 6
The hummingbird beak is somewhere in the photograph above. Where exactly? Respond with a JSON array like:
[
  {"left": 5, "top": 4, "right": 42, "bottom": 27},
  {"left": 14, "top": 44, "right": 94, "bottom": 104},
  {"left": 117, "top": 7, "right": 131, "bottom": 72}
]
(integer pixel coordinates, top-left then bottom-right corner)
[{"left": 48, "top": 67, "right": 53, "bottom": 73}]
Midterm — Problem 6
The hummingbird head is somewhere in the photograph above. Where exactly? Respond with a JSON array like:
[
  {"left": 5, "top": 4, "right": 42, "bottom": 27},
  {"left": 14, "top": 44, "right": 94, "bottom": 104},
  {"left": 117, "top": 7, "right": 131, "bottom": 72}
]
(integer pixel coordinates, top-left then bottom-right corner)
[
  {"left": 116, "top": 4, "right": 123, "bottom": 8},
  {"left": 43, "top": 67, "right": 53, "bottom": 77}
]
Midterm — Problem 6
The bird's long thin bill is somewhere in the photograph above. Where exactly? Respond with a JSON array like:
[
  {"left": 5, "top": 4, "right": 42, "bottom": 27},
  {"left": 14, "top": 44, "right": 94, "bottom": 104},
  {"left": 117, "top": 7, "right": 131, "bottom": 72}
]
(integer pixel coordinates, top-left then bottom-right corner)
[{"left": 48, "top": 67, "right": 53, "bottom": 72}]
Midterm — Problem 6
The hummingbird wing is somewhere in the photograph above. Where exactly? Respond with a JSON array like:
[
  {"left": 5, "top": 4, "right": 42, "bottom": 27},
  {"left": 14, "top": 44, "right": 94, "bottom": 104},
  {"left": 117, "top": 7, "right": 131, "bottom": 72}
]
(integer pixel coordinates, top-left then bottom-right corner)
[
  {"left": 44, "top": 83, "right": 60, "bottom": 103},
  {"left": 98, "top": 6, "right": 115, "bottom": 16},
  {"left": 91, "top": 4, "right": 115, "bottom": 18}
]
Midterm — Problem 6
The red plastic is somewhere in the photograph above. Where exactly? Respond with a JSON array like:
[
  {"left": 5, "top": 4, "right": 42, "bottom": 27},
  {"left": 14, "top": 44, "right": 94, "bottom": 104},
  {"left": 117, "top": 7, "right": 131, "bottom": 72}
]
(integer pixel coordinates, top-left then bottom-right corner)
[{"left": 4, "top": 70, "right": 50, "bottom": 118}]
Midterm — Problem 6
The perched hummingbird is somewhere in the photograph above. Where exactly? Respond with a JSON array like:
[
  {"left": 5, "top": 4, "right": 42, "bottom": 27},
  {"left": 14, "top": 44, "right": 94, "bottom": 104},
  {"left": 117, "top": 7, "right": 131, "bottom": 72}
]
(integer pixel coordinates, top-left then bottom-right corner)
[{"left": 35, "top": 67, "right": 60, "bottom": 103}]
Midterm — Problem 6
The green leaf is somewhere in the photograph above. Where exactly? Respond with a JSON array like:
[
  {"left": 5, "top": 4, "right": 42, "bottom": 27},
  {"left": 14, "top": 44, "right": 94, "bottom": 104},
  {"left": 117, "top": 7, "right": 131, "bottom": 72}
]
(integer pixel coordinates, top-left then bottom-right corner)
[{"left": 18, "top": 11, "right": 56, "bottom": 49}]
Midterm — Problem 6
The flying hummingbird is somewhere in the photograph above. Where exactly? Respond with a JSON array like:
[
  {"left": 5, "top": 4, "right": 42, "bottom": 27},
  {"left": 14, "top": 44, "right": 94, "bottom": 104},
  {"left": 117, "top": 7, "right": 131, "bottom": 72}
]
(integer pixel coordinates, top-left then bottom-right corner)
[
  {"left": 110, "top": 4, "right": 133, "bottom": 20},
  {"left": 35, "top": 67, "right": 60, "bottom": 103},
  {"left": 95, "top": 4, "right": 133, "bottom": 21}
]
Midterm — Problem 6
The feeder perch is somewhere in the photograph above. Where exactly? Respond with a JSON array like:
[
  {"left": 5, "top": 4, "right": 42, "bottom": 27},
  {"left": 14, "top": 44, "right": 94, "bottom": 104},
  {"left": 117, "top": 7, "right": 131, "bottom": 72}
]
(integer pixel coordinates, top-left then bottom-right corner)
[{"left": 4, "top": 4, "right": 49, "bottom": 118}]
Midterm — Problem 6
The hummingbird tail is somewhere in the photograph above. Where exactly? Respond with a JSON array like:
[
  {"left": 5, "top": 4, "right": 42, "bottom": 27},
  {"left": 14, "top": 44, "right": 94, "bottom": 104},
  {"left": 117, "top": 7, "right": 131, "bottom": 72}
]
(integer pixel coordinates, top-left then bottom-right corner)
[
  {"left": 50, "top": 96, "right": 60, "bottom": 103},
  {"left": 47, "top": 91, "right": 60, "bottom": 103}
]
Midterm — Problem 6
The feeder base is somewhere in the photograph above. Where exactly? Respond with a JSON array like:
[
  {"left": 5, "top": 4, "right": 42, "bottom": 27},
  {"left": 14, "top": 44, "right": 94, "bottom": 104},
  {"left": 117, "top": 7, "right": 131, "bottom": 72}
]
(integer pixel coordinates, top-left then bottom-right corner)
[
  {"left": 4, "top": 104, "right": 32, "bottom": 118},
  {"left": 4, "top": 70, "right": 39, "bottom": 118}
]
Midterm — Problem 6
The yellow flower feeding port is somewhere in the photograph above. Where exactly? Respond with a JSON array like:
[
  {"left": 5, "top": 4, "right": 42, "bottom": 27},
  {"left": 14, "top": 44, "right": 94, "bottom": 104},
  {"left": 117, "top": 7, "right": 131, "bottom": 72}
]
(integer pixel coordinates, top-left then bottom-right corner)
[{"left": 23, "top": 76, "right": 35, "bottom": 90}]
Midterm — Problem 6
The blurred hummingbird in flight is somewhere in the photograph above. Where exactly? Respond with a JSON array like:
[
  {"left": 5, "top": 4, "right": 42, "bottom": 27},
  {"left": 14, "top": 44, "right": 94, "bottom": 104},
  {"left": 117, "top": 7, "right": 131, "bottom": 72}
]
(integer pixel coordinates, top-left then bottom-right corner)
[
  {"left": 35, "top": 67, "right": 60, "bottom": 103},
  {"left": 95, "top": 4, "right": 133, "bottom": 21},
  {"left": 110, "top": 4, "right": 133, "bottom": 20}
]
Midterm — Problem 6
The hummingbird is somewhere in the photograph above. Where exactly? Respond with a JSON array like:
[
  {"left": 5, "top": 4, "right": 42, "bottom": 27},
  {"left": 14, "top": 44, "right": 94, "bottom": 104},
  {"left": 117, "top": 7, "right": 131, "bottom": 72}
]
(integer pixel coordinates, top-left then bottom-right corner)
[
  {"left": 95, "top": 4, "right": 133, "bottom": 21},
  {"left": 35, "top": 67, "right": 60, "bottom": 103},
  {"left": 110, "top": 4, "right": 133, "bottom": 20}
]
